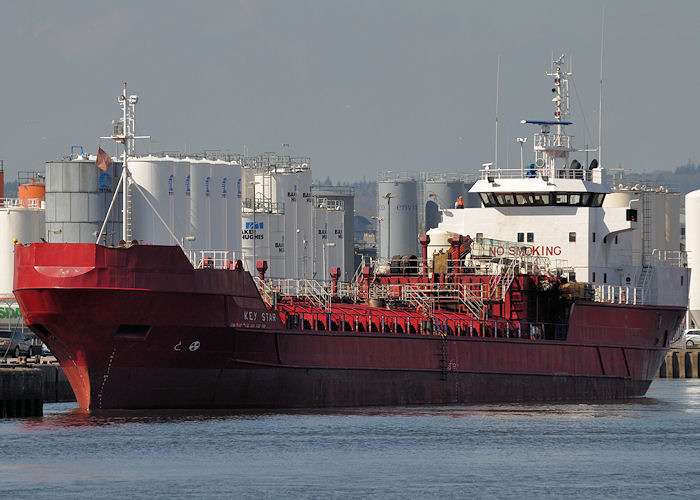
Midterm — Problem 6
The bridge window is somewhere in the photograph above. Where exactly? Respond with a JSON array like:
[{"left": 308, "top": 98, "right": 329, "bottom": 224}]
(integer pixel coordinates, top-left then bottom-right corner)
[
  {"left": 527, "top": 232, "right": 534, "bottom": 243},
  {"left": 604, "top": 273, "right": 607, "bottom": 283},
  {"left": 517, "top": 232, "right": 524, "bottom": 242},
  {"left": 592, "top": 232, "right": 596, "bottom": 242},
  {"left": 555, "top": 193, "right": 569, "bottom": 205},
  {"left": 478, "top": 192, "right": 605, "bottom": 207},
  {"left": 569, "top": 232, "right": 576, "bottom": 242},
  {"left": 592, "top": 272, "right": 596, "bottom": 282}
]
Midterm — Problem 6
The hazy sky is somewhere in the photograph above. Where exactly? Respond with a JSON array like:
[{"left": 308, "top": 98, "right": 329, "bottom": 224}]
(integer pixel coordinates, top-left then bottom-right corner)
[{"left": 0, "top": 1, "right": 697, "bottom": 182}]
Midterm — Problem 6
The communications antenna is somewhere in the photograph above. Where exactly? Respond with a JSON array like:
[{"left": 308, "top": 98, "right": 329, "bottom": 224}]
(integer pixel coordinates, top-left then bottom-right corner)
[{"left": 97, "top": 83, "right": 182, "bottom": 249}]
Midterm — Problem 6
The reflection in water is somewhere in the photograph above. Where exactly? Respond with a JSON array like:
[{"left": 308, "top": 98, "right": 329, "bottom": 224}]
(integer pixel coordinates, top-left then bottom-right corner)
[{"left": 3, "top": 380, "right": 700, "bottom": 499}]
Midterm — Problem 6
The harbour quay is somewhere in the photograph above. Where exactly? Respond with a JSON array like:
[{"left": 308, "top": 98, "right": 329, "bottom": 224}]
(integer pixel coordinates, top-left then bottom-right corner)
[
  {"left": 658, "top": 349, "right": 700, "bottom": 378},
  {"left": 0, "top": 361, "right": 75, "bottom": 417}
]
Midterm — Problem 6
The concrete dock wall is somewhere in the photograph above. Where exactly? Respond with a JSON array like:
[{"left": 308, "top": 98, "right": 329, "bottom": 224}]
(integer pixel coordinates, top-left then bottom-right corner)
[
  {"left": 0, "top": 363, "right": 76, "bottom": 417},
  {"left": 0, "top": 367, "right": 43, "bottom": 417}
]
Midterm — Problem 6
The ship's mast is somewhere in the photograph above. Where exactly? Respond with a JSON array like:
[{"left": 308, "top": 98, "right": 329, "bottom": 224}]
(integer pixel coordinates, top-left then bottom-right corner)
[
  {"left": 99, "top": 83, "right": 149, "bottom": 243},
  {"left": 521, "top": 55, "right": 574, "bottom": 177},
  {"left": 546, "top": 55, "right": 571, "bottom": 138}
]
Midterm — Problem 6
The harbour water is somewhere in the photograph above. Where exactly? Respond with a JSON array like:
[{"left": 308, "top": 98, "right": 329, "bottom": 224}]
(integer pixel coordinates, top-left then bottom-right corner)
[{"left": 2, "top": 379, "right": 700, "bottom": 499}]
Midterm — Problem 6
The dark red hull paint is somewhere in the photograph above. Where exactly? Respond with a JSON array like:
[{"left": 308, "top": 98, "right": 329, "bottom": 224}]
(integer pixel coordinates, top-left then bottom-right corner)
[{"left": 13, "top": 243, "right": 683, "bottom": 411}]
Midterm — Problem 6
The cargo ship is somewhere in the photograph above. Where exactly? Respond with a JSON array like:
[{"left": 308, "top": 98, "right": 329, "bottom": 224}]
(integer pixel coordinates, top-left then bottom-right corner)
[{"left": 12, "top": 57, "right": 688, "bottom": 410}]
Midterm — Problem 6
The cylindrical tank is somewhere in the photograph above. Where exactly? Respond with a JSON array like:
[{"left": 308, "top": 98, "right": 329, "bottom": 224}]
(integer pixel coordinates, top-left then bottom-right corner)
[
  {"left": 226, "top": 162, "right": 242, "bottom": 259},
  {"left": 209, "top": 160, "right": 228, "bottom": 251},
  {"left": 172, "top": 158, "right": 190, "bottom": 247},
  {"left": 266, "top": 213, "right": 286, "bottom": 279},
  {"left": 297, "top": 168, "right": 313, "bottom": 278},
  {"left": 189, "top": 158, "right": 210, "bottom": 250},
  {"left": 423, "top": 180, "right": 465, "bottom": 232},
  {"left": 0, "top": 208, "right": 45, "bottom": 295},
  {"left": 426, "top": 227, "right": 457, "bottom": 267},
  {"left": 326, "top": 202, "right": 345, "bottom": 276},
  {"left": 129, "top": 157, "right": 175, "bottom": 245},
  {"left": 378, "top": 179, "right": 418, "bottom": 260},
  {"left": 18, "top": 179, "right": 46, "bottom": 208},
  {"left": 312, "top": 200, "right": 329, "bottom": 280},
  {"left": 269, "top": 170, "right": 298, "bottom": 277},
  {"left": 686, "top": 190, "right": 700, "bottom": 327},
  {"left": 45, "top": 158, "right": 122, "bottom": 244},
  {"left": 313, "top": 187, "right": 354, "bottom": 280},
  {"left": 241, "top": 211, "right": 268, "bottom": 274}
]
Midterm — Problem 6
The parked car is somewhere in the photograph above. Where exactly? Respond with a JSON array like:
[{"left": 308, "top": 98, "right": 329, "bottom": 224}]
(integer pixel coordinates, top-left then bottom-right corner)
[
  {"left": 682, "top": 329, "right": 700, "bottom": 348},
  {"left": 0, "top": 330, "right": 32, "bottom": 358}
]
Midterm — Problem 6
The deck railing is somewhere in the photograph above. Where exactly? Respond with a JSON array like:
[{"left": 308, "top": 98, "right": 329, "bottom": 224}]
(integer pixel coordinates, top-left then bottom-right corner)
[{"left": 276, "top": 308, "right": 567, "bottom": 341}]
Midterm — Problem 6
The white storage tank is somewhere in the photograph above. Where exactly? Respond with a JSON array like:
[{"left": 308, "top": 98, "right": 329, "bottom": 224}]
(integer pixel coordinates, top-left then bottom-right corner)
[
  {"left": 226, "top": 162, "right": 242, "bottom": 258},
  {"left": 209, "top": 160, "right": 228, "bottom": 250},
  {"left": 1, "top": 208, "right": 44, "bottom": 295},
  {"left": 241, "top": 210, "right": 268, "bottom": 274},
  {"left": 313, "top": 186, "right": 354, "bottom": 280},
  {"left": 378, "top": 179, "right": 418, "bottom": 259},
  {"left": 686, "top": 190, "right": 700, "bottom": 327},
  {"left": 312, "top": 200, "right": 329, "bottom": 280},
  {"left": 266, "top": 213, "right": 286, "bottom": 279},
  {"left": 265, "top": 169, "right": 297, "bottom": 277},
  {"left": 172, "top": 158, "right": 190, "bottom": 246},
  {"left": 189, "top": 158, "right": 211, "bottom": 250},
  {"left": 423, "top": 180, "right": 467, "bottom": 232},
  {"left": 326, "top": 201, "right": 345, "bottom": 275},
  {"left": 129, "top": 156, "right": 175, "bottom": 245},
  {"left": 297, "top": 168, "right": 313, "bottom": 278}
]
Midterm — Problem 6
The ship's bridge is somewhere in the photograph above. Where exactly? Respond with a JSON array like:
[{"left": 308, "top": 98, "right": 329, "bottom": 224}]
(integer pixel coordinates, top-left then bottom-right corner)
[{"left": 470, "top": 165, "right": 610, "bottom": 208}]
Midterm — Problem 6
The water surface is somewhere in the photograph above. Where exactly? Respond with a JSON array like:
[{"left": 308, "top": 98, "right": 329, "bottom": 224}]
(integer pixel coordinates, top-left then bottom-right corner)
[{"left": 2, "top": 379, "right": 699, "bottom": 499}]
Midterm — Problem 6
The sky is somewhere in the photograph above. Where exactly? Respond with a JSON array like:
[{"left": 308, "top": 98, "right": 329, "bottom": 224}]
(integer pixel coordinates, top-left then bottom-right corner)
[{"left": 0, "top": 0, "right": 698, "bottom": 182}]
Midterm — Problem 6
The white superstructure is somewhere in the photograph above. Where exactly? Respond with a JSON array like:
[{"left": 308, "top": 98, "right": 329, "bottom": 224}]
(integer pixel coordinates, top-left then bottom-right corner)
[{"left": 434, "top": 55, "right": 688, "bottom": 308}]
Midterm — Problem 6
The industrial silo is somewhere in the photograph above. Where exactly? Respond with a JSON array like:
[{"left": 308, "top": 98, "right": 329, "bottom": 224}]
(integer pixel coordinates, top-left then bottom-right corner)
[
  {"left": 267, "top": 169, "right": 299, "bottom": 278},
  {"left": 686, "top": 190, "right": 700, "bottom": 327},
  {"left": 297, "top": 167, "right": 313, "bottom": 278},
  {"left": 0, "top": 204, "right": 45, "bottom": 295},
  {"left": 241, "top": 211, "right": 268, "bottom": 274},
  {"left": 311, "top": 199, "right": 329, "bottom": 280},
  {"left": 313, "top": 186, "right": 354, "bottom": 280},
  {"left": 378, "top": 175, "right": 418, "bottom": 260},
  {"left": 326, "top": 200, "right": 345, "bottom": 275},
  {"left": 209, "top": 159, "right": 228, "bottom": 251},
  {"left": 226, "top": 161, "right": 242, "bottom": 259},
  {"left": 172, "top": 157, "right": 190, "bottom": 246},
  {"left": 129, "top": 156, "right": 176, "bottom": 245},
  {"left": 189, "top": 158, "right": 210, "bottom": 250},
  {"left": 266, "top": 213, "right": 286, "bottom": 278},
  {"left": 422, "top": 177, "right": 466, "bottom": 233},
  {"left": 45, "top": 157, "right": 122, "bottom": 244}
]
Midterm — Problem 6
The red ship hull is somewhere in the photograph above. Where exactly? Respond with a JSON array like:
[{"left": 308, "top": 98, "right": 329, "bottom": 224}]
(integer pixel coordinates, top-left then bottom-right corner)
[{"left": 13, "top": 243, "right": 682, "bottom": 411}]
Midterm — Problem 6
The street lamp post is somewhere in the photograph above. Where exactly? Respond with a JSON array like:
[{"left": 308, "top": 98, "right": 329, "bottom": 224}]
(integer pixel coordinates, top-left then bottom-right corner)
[
  {"left": 517, "top": 137, "right": 527, "bottom": 176},
  {"left": 383, "top": 192, "right": 393, "bottom": 260}
]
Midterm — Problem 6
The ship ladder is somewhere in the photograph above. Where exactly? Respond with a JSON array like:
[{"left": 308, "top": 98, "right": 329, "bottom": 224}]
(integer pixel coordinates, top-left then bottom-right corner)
[{"left": 440, "top": 333, "right": 448, "bottom": 381}]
